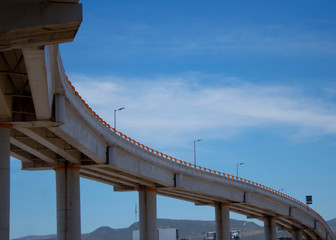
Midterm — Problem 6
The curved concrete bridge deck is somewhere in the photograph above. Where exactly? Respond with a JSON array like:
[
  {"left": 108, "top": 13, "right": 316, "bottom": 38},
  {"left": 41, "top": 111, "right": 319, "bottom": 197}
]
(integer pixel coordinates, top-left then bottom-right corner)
[{"left": 0, "top": 1, "right": 334, "bottom": 240}]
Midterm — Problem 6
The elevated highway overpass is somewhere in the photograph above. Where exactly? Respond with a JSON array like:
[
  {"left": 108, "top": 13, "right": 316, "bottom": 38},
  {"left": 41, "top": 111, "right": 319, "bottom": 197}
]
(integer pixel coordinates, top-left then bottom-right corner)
[{"left": 0, "top": 1, "right": 335, "bottom": 240}]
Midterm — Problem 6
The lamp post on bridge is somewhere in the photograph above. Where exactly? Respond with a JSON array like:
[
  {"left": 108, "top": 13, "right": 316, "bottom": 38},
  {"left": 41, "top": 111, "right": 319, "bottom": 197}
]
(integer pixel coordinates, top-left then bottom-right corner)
[
  {"left": 114, "top": 107, "right": 125, "bottom": 130},
  {"left": 194, "top": 139, "right": 203, "bottom": 165},
  {"left": 236, "top": 162, "right": 245, "bottom": 178}
]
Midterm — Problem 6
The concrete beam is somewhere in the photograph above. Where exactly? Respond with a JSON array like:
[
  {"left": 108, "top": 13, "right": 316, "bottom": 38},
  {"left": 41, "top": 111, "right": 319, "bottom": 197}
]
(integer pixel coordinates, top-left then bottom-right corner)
[
  {"left": 10, "top": 130, "right": 57, "bottom": 163},
  {"left": 80, "top": 168, "right": 139, "bottom": 188},
  {"left": 55, "top": 165, "right": 81, "bottom": 240},
  {"left": 290, "top": 208, "right": 315, "bottom": 229},
  {"left": 49, "top": 102, "right": 106, "bottom": 164},
  {"left": 22, "top": 47, "right": 52, "bottom": 120},
  {"left": 16, "top": 127, "right": 80, "bottom": 163},
  {"left": 315, "top": 220, "right": 328, "bottom": 240},
  {"left": 159, "top": 191, "right": 211, "bottom": 206},
  {"left": 109, "top": 147, "right": 174, "bottom": 187},
  {"left": 10, "top": 147, "right": 34, "bottom": 163},
  {"left": 159, "top": 189, "right": 213, "bottom": 205},
  {"left": 178, "top": 175, "right": 244, "bottom": 203},
  {"left": 0, "top": 0, "right": 82, "bottom": 51},
  {"left": 80, "top": 172, "right": 126, "bottom": 189},
  {"left": 0, "top": 124, "right": 11, "bottom": 240},
  {"left": 92, "top": 167, "right": 155, "bottom": 187},
  {"left": 165, "top": 188, "right": 216, "bottom": 203},
  {"left": 245, "top": 192, "right": 289, "bottom": 216},
  {"left": 139, "top": 189, "right": 157, "bottom": 240}
]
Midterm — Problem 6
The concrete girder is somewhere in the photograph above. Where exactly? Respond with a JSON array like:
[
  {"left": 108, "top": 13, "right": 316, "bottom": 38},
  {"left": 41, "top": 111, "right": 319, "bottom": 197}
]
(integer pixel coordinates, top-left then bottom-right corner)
[
  {"left": 92, "top": 166, "right": 156, "bottom": 188},
  {"left": 9, "top": 121, "right": 62, "bottom": 128},
  {"left": 108, "top": 146, "right": 174, "bottom": 187},
  {"left": 22, "top": 161, "right": 56, "bottom": 171},
  {"left": 49, "top": 100, "right": 106, "bottom": 164},
  {"left": 315, "top": 220, "right": 329, "bottom": 240},
  {"left": 10, "top": 147, "right": 34, "bottom": 162},
  {"left": 16, "top": 127, "right": 81, "bottom": 163},
  {"left": 245, "top": 192, "right": 289, "bottom": 216},
  {"left": 230, "top": 203, "right": 268, "bottom": 218},
  {"left": 80, "top": 168, "right": 139, "bottom": 188},
  {"left": 22, "top": 47, "right": 52, "bottom": 120},
  {"left": 159, "top": 189, "right": 215, "bottom": 205},
  {"left": 165, "top": 188, "right": 219, "bottom": 202},
  {"left": 158, "top": 191, "right": 212, "bottom": 205},
  {"left": 176, "top": 174, "right": 245, "bottom": 203},
  {"left": 80, "top": 172, "right": 127, "bottom": 189},
  {"left": 290, "top": 208, "right": 315, "bottom": 230},
  {"left": 276, "top": 217, "right": 307, "bottom": 236},
  {"left": 10, "top": 129, "right": 57, "bottom": 163},
  {"left": 0, "top": 1, "right": 82, "bottom": 51}
]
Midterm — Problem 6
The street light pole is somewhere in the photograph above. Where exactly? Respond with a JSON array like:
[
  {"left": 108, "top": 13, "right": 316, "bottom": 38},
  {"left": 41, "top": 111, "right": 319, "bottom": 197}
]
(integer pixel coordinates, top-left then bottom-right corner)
[
  {"left": 194, "top": 139, "right": 202, "bottom": 165},
  {"left": 114, "top": 107, "right": 125, "bottom": 130},
  {"left": 236, "top": 162, "right": 245, "bottom": 177}
]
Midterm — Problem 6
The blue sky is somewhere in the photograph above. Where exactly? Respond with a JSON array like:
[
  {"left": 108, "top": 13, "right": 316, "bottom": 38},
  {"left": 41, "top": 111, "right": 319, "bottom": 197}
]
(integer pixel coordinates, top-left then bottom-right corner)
[{"left": 10, "top": 1, "right": 336, "bottom": 238}]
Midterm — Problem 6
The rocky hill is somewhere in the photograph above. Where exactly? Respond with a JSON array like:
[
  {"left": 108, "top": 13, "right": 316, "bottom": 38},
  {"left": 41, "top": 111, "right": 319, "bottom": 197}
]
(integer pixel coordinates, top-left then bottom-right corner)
[{"left": 12, "top": 218, "right": 336, "bottom": 240}]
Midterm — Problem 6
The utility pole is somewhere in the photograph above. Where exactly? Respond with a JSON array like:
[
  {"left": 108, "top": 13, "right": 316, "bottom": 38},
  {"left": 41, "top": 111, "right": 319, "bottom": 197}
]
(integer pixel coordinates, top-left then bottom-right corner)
[
  {"left": 236, "top": 162, "right": 245, "bottom": 177},
  {"left": 114, "top": 107, "right": 125, "bottom": 130},
  {"left": 194, "top": 139, "right": 203, "bottom": 165}
]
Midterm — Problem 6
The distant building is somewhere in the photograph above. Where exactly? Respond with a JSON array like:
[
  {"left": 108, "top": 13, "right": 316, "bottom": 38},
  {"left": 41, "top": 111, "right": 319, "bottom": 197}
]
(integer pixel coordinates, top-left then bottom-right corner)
[
  {"left": 203, "top": 230, "right": 241, "bottom": 240},
  {"left": 133, "top": 228, "right": 179, "bottom": 240},
  {"left": 159, "top": 228, "right": 179, "bottom": 240},
  {"left": 230, "top": 230, "right": 241, "bottom": 239},
  {"left": 203, "top": 231, "right": 216, "bottom": 240}
]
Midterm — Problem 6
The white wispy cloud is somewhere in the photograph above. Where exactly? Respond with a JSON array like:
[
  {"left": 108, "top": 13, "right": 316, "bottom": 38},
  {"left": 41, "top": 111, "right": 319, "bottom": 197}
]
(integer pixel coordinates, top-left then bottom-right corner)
[{"left": 69, "top": 73, "right": 336, "bottom": 147}]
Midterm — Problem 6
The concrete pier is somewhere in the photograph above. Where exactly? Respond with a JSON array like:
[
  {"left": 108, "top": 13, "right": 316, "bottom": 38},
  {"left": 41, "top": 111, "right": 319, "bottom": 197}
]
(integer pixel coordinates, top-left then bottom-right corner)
[
  {"left": 264, "top": 216, "right": 276, "bottom": 240},
  {"left": 293, "top": 230, "right": 303, "bottom": 240},
  {"left": 0, "top": 124, "right": 11, "bottom": 240},
  {"left": 139, "top": 189, "right": 157, "bottom": 240},
  {"left": 55, "top": 165, "right": 81, "bottom": 240},
  {"left": 215, "top": 203, "right": 230, "bottom": 240}
]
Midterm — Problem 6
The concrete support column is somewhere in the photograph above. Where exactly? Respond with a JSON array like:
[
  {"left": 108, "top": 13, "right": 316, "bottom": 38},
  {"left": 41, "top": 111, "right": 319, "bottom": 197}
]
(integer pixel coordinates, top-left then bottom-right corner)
[
  {"left": 215, "top": 203, "right": 230, "bottom": 240},
  {"left": 0, "top": 124, "right": 11, "bottom": 240},
  {"left": 264, "top": 216, "right": 276, "bottom": 240},
  {"left": 292, "top": 230, "right": 303, "bottom": 240},
  {"left": 138, "top": 189, "right": 157, "bottom": 240},
  {"left": 55, "top": 166, "right": 81, "bottom": 240}
]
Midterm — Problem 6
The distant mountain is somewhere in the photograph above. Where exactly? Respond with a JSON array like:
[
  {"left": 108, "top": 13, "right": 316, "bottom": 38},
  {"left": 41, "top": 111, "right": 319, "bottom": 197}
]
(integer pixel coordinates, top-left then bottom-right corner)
[
  {"left": 13, "top": 219, "right": 262, "bottom": 240},
  {"left": 13, "top": 218, "right": 336, "bottom": 240},
  {"left": 126, "top": 219, "right": 264, "bottom": 240}
]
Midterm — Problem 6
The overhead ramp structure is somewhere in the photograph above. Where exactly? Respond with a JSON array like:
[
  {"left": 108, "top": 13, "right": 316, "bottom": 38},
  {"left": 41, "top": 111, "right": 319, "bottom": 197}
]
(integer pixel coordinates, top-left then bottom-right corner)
[{"left": 0, "top": 1, "right": 334, "bottom": 240}]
